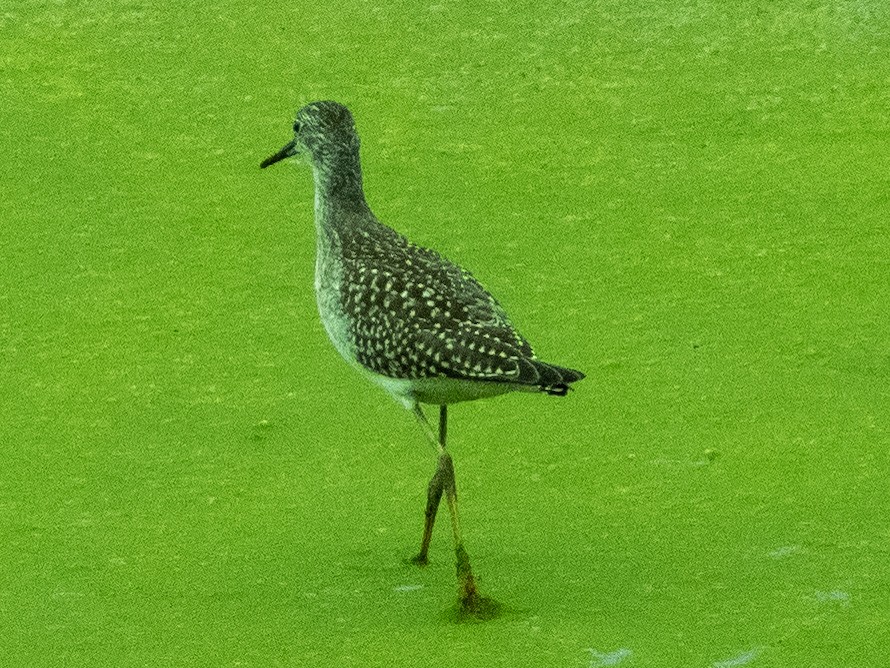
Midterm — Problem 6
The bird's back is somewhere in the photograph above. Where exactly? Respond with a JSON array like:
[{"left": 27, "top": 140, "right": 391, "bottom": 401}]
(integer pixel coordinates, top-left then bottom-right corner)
[{"left": 330, "top": 218, "right": 583, "bottom": 396}]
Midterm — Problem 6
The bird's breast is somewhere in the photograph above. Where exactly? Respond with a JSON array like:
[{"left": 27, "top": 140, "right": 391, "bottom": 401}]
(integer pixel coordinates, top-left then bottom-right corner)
[{"left": 314, "top": 235, "right": 357, "bottom": 364}]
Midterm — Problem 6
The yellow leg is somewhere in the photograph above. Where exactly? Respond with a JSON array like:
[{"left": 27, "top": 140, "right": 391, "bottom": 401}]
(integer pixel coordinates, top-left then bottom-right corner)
[
  {"left": 410, "top": 405, "right": 447, "bottom": 565},
  {"left": 410, "top": 405, "right": 497, "bottom": 618}
]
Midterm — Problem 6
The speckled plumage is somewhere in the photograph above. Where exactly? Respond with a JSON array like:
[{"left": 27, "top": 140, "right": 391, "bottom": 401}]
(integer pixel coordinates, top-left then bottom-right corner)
[{"left": 262, "top": 100, "right": 584, "bottom": 407}]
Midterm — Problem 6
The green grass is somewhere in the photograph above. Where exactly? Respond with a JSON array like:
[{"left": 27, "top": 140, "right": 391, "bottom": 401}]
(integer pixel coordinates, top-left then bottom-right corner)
[{"left": 2, "top": 1, "right": 888, "bottom": 666}]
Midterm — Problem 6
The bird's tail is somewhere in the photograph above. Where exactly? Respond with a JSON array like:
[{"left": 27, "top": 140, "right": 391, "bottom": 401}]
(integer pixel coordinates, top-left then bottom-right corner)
[{"left": 520, "top": 358, "right": 585, "bottom": 396}]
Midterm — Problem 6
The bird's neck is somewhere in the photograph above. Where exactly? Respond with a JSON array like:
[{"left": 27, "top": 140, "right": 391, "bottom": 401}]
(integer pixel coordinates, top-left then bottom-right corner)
[
  {"left": 312, "top": 149, "right": 369, "bottom": 215},
  {"left": 312, "top": 149, "right": 377, "bottom": 256}
]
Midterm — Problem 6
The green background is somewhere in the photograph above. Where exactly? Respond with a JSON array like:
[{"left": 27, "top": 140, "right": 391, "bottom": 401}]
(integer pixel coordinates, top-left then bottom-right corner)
[{"left": 2, "top": 1, "right": 888, "bottom": 666}]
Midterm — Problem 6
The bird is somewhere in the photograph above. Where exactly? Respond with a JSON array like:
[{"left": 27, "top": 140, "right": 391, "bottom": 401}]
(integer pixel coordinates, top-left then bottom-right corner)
[{"left": 260, "top": 100, "right": 584, "bottom": 618}]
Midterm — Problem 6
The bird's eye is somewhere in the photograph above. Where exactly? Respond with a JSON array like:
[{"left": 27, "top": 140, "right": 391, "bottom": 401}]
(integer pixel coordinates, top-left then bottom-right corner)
[{"left": 293, "top": 121, "right": 301, "bottom": 133}]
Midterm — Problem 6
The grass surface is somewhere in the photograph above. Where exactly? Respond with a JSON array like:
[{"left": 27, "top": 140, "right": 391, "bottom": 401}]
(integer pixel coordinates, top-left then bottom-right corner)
[{"left": 2, "top": 1, "right": 889, "bottom": 666}]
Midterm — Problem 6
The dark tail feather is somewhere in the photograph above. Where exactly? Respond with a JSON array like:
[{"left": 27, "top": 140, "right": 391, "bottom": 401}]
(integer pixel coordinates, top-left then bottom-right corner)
[
  {"left": 527, "top": 360, "right": 585, "bottom": 396},
  {"left": 549, "top": 363, "right": 585, "bottom": 384}
]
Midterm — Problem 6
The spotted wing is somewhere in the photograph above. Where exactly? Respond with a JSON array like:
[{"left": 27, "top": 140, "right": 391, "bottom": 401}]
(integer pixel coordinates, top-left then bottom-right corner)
[{"left": 340, "top": 226, "right": 575, "bottom": 387}]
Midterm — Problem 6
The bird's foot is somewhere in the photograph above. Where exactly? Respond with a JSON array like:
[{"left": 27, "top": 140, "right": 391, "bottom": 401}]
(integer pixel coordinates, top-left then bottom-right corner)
[
  {"left": 456, "top": 590, "right": 501, "bottom": 622},
  {"left": 453, "top": 544, "right": 501, "bottom": 621},
  {"left": 407, "top": 552, "right": 429, "bottom": 567}
]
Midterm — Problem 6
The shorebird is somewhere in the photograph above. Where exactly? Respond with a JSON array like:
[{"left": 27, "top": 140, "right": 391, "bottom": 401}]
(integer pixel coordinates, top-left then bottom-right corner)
[{"left": 260, "top": 100, "right": 584, "bottom": 617}]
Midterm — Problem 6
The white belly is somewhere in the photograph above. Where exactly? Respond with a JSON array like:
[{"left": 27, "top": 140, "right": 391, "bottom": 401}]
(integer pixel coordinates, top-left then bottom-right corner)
[{"left": 359, "top": 370, "right": 522, "bottom": 408}]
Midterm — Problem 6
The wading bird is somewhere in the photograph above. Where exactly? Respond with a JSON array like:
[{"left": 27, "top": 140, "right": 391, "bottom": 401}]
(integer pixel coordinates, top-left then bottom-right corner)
[{"left": 261, "top": 101, "right": 583, "bottom": 617}]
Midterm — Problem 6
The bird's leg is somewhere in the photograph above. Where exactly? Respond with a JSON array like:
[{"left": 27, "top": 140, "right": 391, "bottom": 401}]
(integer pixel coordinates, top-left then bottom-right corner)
[
  {"left": 438, "top": 403, "right": 447, "bottom": 447},
  {"left": 410, "top": 405, "right": 446, "bottom": 565},
  {"left": 410, "top": 405, "right": 492, "bottom": 617}
]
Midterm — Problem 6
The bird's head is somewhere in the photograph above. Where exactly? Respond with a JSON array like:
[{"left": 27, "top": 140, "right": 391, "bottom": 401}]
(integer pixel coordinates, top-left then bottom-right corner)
[{"left": 261, "top": 100, "right": 359, "bottom": 170}]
